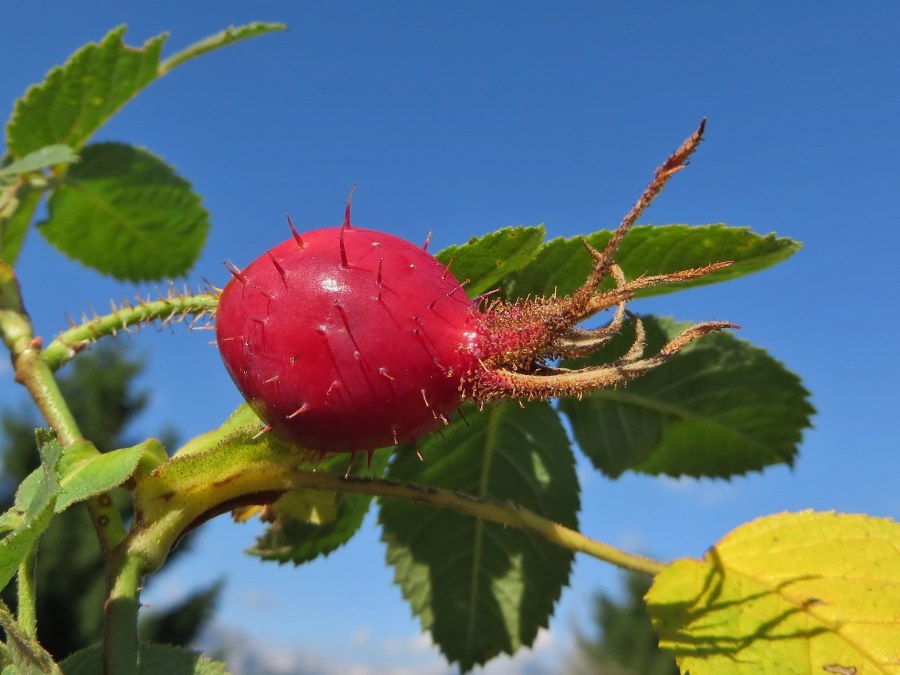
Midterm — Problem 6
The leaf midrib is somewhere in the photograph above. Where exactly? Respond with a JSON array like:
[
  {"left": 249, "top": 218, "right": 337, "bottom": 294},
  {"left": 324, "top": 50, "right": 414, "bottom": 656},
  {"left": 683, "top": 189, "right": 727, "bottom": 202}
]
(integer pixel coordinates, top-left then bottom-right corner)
[
  {"left": 58, "top": 174, "right": 167, "bottom": 256},
  {"left": 464, "top": 405, "right": 504, "bottom": 659}
]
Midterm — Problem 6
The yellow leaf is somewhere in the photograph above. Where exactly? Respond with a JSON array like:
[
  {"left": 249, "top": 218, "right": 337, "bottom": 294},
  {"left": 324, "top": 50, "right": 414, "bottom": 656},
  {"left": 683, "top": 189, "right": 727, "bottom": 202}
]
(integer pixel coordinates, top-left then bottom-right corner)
[{"left": 647, "top": 511, "right": 900, "bottom": 674}]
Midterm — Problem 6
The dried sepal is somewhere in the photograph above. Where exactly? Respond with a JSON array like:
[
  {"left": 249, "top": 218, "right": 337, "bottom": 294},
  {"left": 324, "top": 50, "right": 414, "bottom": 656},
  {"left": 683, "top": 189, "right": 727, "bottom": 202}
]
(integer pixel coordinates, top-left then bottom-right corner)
[
  {"left": 466, "top": 120, "right": 736, "bottom": 405},
  {"left": 474, "top": 319, "right": 736, "bottom": 402}
]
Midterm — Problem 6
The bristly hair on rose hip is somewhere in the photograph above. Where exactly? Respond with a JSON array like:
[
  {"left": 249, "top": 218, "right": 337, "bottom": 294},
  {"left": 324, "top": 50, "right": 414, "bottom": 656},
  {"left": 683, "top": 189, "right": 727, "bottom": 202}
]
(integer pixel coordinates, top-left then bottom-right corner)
[{"left": 215, "top": 119, "right": 736, "bottom": 466}]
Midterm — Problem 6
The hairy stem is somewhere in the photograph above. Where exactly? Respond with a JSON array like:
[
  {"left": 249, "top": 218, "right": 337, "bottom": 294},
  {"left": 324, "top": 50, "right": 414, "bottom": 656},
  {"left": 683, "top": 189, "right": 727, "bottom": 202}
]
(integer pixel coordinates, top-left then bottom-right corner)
[
  {"left": 0, "top": 263, "right": 134, "bottom": 672},
  {"left": 42, "top": 291, "right": 219, "bottom": 371}
]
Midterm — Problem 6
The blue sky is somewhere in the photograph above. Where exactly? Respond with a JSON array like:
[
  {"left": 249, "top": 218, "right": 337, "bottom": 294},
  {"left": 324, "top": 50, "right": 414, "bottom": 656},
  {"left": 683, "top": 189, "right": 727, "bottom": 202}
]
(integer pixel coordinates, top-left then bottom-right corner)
[{"left": 2, "top": 2, "right": 899, "bottom": 673}]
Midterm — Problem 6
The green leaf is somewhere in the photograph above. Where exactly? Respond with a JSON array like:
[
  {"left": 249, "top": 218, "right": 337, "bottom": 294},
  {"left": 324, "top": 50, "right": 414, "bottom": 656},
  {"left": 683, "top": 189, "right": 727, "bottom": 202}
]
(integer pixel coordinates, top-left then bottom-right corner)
[
  {"left": 0, "top": 145, "right": 78, "bottom": 179},
  {"left": 505, "top": 224, "right": 800, "bottom": 300},
  {"left": 560, "top": 315, "right": 813, "bottom": 478},
  {"left": 380, "top": 401, "right": 579, "bottom": 671},
  {"left": 0, "top": 598, "right": 62, "bottom": 674},
  {"left": 6, "top": 26, "right": 166, "bottom": 158},
  {"left": 0, "top": 184, "right": 43, "bottom": 265},
  {"left": 248, "top": 448, "right": 392, "bottom": 564},
  {"left": 40, "top": 142, "right": 209, "bottom": 281},
  {"left": 159, "top": 22, "right": 288, "bottom": 74},
  {"left": 61, "top": 643, "right": 227, "bottom": 674},
  {"left": 55, "top": 441, "right": 147, "bottom": 512},
  {"left": 0, "top": 433, "right": 60, "bottom": 591},
  {"left": 6, "top": 23, "right": 285, "bottom": 159},
  {"left": 436, "top": 226, "right": 545, "bottom": 296},
  {"left": 646, "top": 511, "right": 900, "bottom": 674}
]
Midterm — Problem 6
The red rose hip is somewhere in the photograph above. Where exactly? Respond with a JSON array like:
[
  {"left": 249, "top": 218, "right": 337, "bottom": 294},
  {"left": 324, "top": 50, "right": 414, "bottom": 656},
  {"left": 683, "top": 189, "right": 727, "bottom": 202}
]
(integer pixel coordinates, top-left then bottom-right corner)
[{"left": 215, "top": 214, "right": 479, "bottom": 454}]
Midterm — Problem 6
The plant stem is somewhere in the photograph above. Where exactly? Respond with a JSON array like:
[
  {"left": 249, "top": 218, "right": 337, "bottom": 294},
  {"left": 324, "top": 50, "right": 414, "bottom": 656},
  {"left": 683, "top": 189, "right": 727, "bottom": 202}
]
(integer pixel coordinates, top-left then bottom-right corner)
[
  {"left": 0, "top": 265, "right": 127, "bottom": 549},
  {"left": 103, "top": 550, "right": 143, "bottom": 675},
  {"left": 298, "top": 474, "right": 668, "bottom": 576},
  {"left": 0, "top": 263, "right": 136, "bottom": 672},
  {"left": 17, "top": 548, "right": 38, "bottom": 639},
  {"left": 42, "top": 291, "right": 219, "bottom": 371}
]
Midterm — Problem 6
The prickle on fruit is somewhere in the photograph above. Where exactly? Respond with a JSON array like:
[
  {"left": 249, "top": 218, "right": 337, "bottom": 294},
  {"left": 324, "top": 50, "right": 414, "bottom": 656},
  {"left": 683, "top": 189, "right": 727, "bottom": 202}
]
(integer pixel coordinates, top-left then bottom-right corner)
[{"left": 215, "top": 120, "right": 736, "bottom": 460}]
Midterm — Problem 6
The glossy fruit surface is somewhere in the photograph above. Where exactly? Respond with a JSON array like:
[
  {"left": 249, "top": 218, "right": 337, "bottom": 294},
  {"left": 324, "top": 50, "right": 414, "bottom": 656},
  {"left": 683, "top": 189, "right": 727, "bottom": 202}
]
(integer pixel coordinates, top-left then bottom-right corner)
[{"left": 215, "top": 224, "right": 478, "bottom": 453}]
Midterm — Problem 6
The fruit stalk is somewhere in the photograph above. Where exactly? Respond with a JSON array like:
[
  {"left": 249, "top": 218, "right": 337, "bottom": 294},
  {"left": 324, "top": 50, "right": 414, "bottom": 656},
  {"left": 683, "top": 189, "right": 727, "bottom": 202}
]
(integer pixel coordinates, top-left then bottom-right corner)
[{"left": 132, "top": 445, "right": 667, "bottom": 577}]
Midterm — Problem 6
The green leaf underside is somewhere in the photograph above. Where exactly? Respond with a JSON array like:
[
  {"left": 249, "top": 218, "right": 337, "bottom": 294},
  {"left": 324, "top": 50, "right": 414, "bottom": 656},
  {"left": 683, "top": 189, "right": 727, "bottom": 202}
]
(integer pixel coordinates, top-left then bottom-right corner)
[
  {"left": 0, "top": 144, "right": 78, "bottom": 178},
  {"left": 380, "top": 401, "right": 579, "bottom": 672},
  {"left": 248, "top": 447, "right": 392, "bottom": 564},
  {"left": 14, "top": 440, "right": 145, "bottom": 515},
  {"left": 435, "top": 225, "right": 546, "bottom": 297},
  {"left": 41, "top": 142, "right": 209, "bottom": 280},
  {"left": 55, "top": 443, "right": 145, "bottom": 512},
  {"left": 61, "top": 643, "right": 227, "bottom": 674},
  {"left": 0, "top": 600, "right": 61, "bottom": 674},
  {"left": 6, "top": 26, "right": 166, "bottom": 158},
  {"left": 0, "top": 434, "right": 61, "bottom": 591},
  {"left": 505, "top": 224, "right": 800, "bottom": 300},
  {"left": 560, "top": 315, "right": 814, "bottom": 479},
  {"left": 647, "top": 511, "right": 900, "bottom": 674}
]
